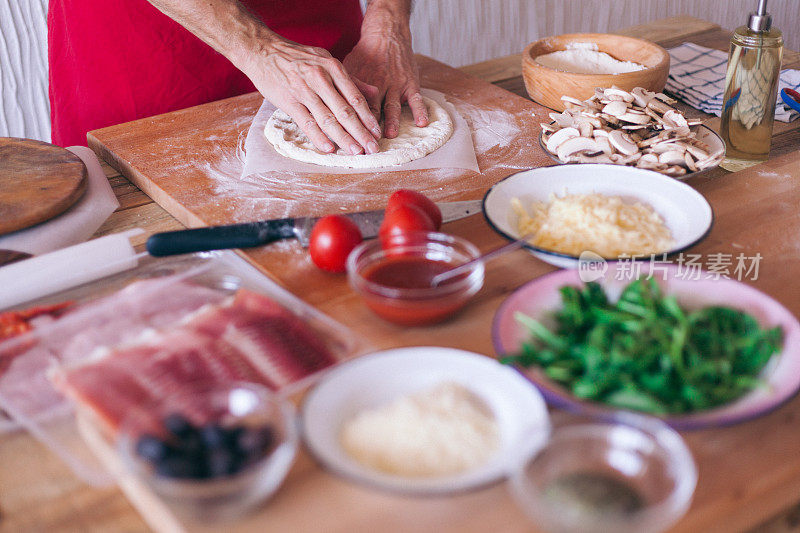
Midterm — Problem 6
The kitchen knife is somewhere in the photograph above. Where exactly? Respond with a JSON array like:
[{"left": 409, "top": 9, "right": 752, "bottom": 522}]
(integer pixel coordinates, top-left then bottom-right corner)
[{"left": 146, "top": 200, "right": 483, "bottom": 256}]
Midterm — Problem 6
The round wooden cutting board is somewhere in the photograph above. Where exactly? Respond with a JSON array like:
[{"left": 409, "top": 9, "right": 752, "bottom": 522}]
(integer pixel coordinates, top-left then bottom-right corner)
[{"left": 0, "top": 137, "right": 88, "bottom": 236}]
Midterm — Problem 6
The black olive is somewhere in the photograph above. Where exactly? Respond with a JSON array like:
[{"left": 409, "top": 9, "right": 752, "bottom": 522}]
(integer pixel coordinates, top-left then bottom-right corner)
[
  {"left": 163, "top": 413, "right": 195, "bottom": 438},
  {"left": 199, "top": 424, "right": 228, "bottom": 449},
  {"left": 155, "top": 455, "right": 208, "bottom": 480},
  {"left": 207, "top": 447, "right": 238, "bottom": 477},
  {"left": 135, "top": 434, "right": 171, "bottom": 462}
]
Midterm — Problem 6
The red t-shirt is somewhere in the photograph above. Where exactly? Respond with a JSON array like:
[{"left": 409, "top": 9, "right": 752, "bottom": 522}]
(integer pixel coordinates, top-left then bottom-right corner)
[{"left": 48, "top": 1, "right": 363, "bottom": 146}]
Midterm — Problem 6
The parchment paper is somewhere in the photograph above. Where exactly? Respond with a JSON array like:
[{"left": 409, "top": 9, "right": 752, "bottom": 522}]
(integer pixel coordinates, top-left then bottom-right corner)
[
  {"left": 241, "top": 89, "right": 479, "bottom": 178},
  {"left": 0, "top": 146, "right": 119, "bottom": 256}
]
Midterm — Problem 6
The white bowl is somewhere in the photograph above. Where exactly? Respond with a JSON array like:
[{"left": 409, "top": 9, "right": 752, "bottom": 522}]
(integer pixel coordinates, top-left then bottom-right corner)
[
  {"left": 482, "top": 164, "right": 713, "bottom": 268},
  {"left": 300, "top": 347, "right": 550, "bottom": 495}
]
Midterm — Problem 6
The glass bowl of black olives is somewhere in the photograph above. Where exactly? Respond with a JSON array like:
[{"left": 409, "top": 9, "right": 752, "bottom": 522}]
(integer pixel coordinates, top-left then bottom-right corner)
[{"left": 117, "top": 382, "right": 297, "bottom": 522}]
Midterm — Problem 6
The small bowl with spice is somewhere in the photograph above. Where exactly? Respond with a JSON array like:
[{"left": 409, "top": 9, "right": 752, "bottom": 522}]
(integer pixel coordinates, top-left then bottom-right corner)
[
  {"left": 347, "top": 232, "right": 484, "bottom": 326},
  {"left": 117, "top": 382, "right": 298, "bottom": 522},
  {"left": 523, "top": 33, "right": 670, "bottom": 111},
  {"left": 509, "top": 413, "right": 697, "bottom": 533}
]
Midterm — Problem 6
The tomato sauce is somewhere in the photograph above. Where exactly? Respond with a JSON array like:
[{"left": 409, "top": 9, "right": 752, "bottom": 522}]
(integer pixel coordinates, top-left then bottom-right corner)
[
  {"left": 358, "top": 255, "right": 474, "bottom": 326},
  {"left": 362, "top": 256, "right": 463, "bottom": 289}
]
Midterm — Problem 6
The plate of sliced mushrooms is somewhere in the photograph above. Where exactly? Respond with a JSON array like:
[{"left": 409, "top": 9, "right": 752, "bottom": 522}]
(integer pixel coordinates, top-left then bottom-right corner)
[{"left": 540, "top": 86, "right": 725, "bottom": 178}]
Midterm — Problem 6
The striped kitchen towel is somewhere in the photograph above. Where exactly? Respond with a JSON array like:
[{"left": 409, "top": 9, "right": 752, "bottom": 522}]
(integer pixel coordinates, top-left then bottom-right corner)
[{"left": 666, "top": 42, "right": 799, "bottom": 122}]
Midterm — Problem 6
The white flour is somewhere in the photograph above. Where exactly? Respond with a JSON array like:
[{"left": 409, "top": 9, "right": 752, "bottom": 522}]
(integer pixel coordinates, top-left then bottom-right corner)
[{"left": 535, "top": 42, "right": 645, "bottom": 75}]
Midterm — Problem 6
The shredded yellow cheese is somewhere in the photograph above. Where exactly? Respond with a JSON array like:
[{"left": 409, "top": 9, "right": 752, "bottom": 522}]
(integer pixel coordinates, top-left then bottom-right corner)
[{"left": 512, "top": 193, "right": 674, "bottom": 258}]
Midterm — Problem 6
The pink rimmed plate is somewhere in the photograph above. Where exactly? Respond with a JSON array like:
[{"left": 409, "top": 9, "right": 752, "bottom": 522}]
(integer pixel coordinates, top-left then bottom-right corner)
[{"left": 492, "top": 265, "right": 800, "bottom": 430}]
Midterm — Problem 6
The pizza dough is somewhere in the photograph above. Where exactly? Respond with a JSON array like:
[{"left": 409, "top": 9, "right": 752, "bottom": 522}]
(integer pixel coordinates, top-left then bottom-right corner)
[{"left": 264, "top": 96, "right": 454, "bottom": 168}]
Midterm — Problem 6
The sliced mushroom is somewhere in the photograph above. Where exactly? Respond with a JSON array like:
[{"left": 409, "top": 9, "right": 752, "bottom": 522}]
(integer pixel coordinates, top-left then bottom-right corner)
[
  {"left": 549, "top": 111, "right": 575, "bottom": 128},
  {"left": 575, "top": 114, "right": 603, "bottom": 128},
  {"left": 556, "top": 136, "right": 601, "bottom": 161},
  {"left": 637, "top": 159, "right": 668, "bottom": 171},
  {"left": 602, "top": 100, "right": 629, "bottom": 118},
  {"left": 561, "top": 95, "right": 586, "bottom": 108},
  {"left": 651, "top": 141, "right": 686, "bottom": 154},
  {"left": 639, "top": 153, "right": 659, "bottom": 164},
  {"left": 655, "top": 93, "right": 678, "bottom": 105},
  {"left": 545, "top": 126, "right": 579, "bottom": 153},
  {"left": 662, "top": 165, "right": 687, "bottom": 177},
  {"left": 613, "top": 152, "right": 642, "bottom": 165},
  {"left": 658, "top": 150, "right": 687, "bottom": 166},
  {"left": 631, "top": 87, "right": 656, "bottom": 108},
  {"left": 604, "top": 87, "right": 635, "bottom": 103},
  {"left": 647, "top": 99, "right": 676, "bottom": 115},
  {"left": 617, "top": 112, "right": 652, "bottom": 125},
  {"left": 570, "top": 152, "right": 614, "bottom": 164},
  {"left": 685, "top": 144, "right": 709, "bottom": 160},
  {"left": 608, "top": 130, "right": 638, "bottom": 155},
  {"left": 595, "top": 135, "right": 614, "bottom": 155},
  {"left": 684, "top": 152, "right": 698, "bottom": 172},
  {"left": 542, "top": 86, "right": 724, "bottom": 176}
]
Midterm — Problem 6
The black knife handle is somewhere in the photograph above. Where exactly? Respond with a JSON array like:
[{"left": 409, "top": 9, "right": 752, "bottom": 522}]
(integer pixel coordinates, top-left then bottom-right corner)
[{"left": 146, "top": 219, "right": 297, "bottom": 256}]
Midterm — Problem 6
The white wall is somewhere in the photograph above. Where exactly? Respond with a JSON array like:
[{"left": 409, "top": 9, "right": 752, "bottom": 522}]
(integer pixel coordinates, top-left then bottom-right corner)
[
  {"left": 0, "top": 0, "right": 49, "bottom": 142},
  {"left": 2, "top": 0, "right": 798, "bottom": 143},
  {"left": 408, "top": 0, "right": 799, "bottom": 68}
]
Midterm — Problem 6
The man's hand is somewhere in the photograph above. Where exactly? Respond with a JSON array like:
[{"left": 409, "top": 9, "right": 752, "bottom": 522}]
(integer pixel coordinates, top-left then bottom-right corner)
[
  {"left": 242, "top": 38, "right": 382, "bottom": 154},
  {"left": 343, "top": 0, "right": 428, "bottom": 138},
  {"left": 146, "top": 0, "right": 382, "bottom": 155}
]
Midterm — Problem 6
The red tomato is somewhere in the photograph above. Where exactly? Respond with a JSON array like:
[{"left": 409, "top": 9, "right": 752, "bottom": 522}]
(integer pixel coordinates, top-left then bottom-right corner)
[
  {"left": 309, "top": 215, "right": 363, "bottom": 273},
  {"left": 386, "top": 189, "right": 442, "bottom": 230},
  {"left": 379, "top": 204, "right": 436, "bottom": 248}
]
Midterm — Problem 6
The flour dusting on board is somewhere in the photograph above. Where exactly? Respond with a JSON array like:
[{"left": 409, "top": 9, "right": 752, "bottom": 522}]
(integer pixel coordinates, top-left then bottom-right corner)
[{"left": 447, "top": 96, "right": 539, "bottom": 173}]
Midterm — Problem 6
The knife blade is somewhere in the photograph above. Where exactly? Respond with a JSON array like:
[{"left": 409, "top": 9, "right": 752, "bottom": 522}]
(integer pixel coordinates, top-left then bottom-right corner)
[{"left": 146, "top": 200, "right": 483, "bottom": 257}]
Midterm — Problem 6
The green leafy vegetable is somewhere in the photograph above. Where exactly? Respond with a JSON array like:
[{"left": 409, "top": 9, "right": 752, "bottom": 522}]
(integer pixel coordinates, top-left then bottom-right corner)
[{"left": 501, "top": 279, "right": 783, "bottom": 414}]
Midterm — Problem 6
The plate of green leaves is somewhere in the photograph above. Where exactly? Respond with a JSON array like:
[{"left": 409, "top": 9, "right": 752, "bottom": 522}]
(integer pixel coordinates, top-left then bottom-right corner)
[{"left": 493, "top": 265, "right": 800, "bottom": 429}]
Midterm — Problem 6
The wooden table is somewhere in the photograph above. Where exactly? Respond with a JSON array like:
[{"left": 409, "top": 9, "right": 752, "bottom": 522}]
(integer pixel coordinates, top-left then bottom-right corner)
[{"left": 3, "top": 15, "right": 800, "bottom": 533}]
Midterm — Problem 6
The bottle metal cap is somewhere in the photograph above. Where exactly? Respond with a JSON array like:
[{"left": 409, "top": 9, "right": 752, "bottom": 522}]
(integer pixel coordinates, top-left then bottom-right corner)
[{"left": 748, "top": 0, "right": 772, "bottom": 32}]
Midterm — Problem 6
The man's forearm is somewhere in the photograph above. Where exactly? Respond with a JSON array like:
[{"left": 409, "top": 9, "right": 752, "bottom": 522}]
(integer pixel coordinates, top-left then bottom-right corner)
[
  {"left": 361, "top": 0, "right": 413, "bottom": 39},
  {"left": 146, "top": 0, "right": 277, "bottom": 72}
]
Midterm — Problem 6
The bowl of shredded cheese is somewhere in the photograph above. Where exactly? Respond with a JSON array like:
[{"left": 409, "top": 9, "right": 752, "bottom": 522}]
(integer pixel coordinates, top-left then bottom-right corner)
[
  {"left": 300, "top": 347, "right": 550, "bottom": 495},
  {"left": 482, "top": 164, "right": 713, "bottom": 269}
]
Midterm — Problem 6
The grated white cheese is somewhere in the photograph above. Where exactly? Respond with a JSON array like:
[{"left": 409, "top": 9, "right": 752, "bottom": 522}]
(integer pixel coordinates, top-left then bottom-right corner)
[
  {"left": 339, "top": 382, "right": 499, "bottom": 477},
  {"left": 512, "top": 193, "right": 674, "bottom": 258},
  {"left": 535, "top": 42, "right": 646, "bottom": 75}
]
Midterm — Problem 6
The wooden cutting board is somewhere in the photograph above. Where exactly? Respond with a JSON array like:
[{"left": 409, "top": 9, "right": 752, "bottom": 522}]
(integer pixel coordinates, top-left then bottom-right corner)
[
  {"left": 89, "top": 56, "right": 552, "bottom": 224},
  {"left": 87, "top": 55, "right": 554, "bottom": 285},
  {"left": 0, "top": 138, "right": 88, "bottom": 235}
]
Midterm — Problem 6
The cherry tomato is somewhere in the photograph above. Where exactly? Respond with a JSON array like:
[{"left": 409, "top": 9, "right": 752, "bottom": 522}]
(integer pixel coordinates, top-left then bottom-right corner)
[
  {"left": 379, "top": 203, "right": 436, "bottom": 248},
  {"left": 309, "top": 215, "right": 363, "bottom": 273},
  {"left": 387, "top": 189, "right": 442, "bottom": 230}
]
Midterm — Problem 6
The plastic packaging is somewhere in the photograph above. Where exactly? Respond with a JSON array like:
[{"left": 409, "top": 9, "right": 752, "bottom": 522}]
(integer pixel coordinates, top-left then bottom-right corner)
[{"left": 0, "top": 251, "right": 369, "bottom": 485}]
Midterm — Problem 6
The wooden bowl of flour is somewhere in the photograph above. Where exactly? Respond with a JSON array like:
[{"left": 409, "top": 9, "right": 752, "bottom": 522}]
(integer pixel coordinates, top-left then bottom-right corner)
[{"left": 522, "top": 33, "right": 670, "bottom": 111}]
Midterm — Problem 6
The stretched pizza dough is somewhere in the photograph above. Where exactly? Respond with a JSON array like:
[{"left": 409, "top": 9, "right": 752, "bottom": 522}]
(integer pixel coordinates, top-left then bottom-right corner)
[{"left": 264, "top": 96, "right": 454, "bottom": 168}]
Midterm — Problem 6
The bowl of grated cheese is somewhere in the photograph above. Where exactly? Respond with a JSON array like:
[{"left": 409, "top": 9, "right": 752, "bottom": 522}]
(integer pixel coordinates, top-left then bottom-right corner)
[
  {"left": 300, "top": 347, "right": 551, "bottom": 495},
  {"left": 482, "top": 164, "right": 713, "bottom": 269}
]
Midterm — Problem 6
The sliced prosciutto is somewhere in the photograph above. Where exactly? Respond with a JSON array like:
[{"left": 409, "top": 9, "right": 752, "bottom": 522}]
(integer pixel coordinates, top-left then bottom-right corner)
[{"left": 53, "top": 289, "right": 338, "bottom": 434}]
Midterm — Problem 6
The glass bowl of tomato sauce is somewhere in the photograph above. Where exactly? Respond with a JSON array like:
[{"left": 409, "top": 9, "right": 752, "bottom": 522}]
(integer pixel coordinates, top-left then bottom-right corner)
[{"left": 346, "top": 232, "right": 484, "bottom": 326}]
